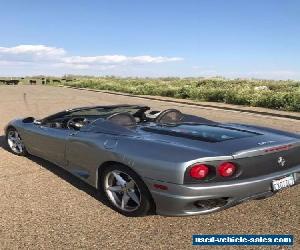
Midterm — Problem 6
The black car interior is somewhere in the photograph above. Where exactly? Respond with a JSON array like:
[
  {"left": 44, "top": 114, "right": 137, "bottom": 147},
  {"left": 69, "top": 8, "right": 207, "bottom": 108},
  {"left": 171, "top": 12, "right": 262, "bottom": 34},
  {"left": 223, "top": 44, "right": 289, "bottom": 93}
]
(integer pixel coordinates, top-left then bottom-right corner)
[{"left": 29, "top": 106, "right": 186, "bottom": 131}]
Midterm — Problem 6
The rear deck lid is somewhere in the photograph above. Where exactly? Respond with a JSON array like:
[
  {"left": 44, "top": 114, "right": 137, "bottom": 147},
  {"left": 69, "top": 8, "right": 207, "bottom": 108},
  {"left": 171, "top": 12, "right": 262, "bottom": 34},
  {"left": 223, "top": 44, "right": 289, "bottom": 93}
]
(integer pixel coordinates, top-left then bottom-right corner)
[
  {"left": 141, "top": 123, "right": 300, "bottom": 157},
  {"left": 142, "top": 124, "right": 261, "bottom": 143}
]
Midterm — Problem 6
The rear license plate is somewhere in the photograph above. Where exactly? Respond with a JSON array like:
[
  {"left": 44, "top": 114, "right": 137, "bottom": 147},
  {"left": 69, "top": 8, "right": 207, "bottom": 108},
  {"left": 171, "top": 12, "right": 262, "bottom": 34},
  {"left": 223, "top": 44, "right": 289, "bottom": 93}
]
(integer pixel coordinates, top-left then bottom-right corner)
[{"left": 272, "top": 174, "right": 295, "bottom": 191}]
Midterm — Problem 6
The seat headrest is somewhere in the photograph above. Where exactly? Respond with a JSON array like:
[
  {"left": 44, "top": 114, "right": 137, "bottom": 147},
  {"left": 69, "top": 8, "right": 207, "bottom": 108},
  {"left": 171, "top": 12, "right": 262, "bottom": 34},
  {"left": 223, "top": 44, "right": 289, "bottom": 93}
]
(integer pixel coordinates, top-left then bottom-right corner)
[
  {"left": 155, "top": 109, "right": 183, "bottom": 124},
  {"left": 107, "top": 112, "right": 136, "bottom": 127}
]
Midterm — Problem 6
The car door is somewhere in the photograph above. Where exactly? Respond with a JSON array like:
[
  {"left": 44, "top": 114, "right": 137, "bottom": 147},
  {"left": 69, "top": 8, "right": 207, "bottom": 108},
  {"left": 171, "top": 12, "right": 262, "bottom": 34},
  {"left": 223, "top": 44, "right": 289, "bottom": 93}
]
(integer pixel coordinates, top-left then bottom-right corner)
[
  {"left": 64, "top": 120, "right": 123, "bottom": 186},
  {"left": 65, "top": 131, "right": 110, "bottom": 185},
  {"left": 22, "top": 123, "right": 71, "bottom": 166}
]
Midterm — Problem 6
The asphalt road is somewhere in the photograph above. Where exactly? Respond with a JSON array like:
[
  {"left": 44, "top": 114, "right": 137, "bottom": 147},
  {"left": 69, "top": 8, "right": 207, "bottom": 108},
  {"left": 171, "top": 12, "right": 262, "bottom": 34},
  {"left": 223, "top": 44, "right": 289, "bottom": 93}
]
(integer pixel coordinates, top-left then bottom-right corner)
[{"left": 0, "top": 85, "right": 299, "bottom": 250}]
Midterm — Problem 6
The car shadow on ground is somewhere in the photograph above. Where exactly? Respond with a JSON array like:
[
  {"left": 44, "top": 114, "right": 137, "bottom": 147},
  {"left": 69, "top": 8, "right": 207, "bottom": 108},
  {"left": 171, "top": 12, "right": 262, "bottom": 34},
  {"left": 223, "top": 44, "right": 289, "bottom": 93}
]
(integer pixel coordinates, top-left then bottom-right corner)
[{"left": 0, "top": 134, "right": 110, "bottom": 208}]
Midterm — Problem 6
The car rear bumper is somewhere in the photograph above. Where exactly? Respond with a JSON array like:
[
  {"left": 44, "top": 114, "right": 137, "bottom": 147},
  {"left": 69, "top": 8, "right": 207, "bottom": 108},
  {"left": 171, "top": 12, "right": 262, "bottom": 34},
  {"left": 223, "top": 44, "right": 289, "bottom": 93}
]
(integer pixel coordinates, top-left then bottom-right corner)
[{"left": 144, "top": 164, "right": 300, "bottom": 216}]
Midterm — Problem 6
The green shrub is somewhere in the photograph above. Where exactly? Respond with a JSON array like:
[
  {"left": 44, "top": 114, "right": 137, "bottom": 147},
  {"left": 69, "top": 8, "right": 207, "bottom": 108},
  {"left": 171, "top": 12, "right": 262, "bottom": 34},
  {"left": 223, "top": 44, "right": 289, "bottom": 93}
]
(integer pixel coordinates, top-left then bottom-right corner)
[{"left": 54, "top": 77, "right": 300, "bottom": 112}]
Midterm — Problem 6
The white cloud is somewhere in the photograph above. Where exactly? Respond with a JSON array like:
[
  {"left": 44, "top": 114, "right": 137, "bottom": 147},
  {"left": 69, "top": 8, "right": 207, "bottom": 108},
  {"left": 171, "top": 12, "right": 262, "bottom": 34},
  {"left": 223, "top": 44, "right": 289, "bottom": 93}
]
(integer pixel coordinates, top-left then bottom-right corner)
[
  {"left": 0, "top": 60, "right": 29, "bottom": 66},
  {"left": 62, "top": 55, "right": 182, "bottom": 65},
  {"left": 52, "top": 63, "right": 91, "bottom": 70},
  {"left": 0, "top": 44, "right": 183, "bottom": 71},
  {"left": 0, "top": 45, "right": 66, "bottom": 57},
  {"left": 3, "top": 45, "right": 297, "bottom": 80}
]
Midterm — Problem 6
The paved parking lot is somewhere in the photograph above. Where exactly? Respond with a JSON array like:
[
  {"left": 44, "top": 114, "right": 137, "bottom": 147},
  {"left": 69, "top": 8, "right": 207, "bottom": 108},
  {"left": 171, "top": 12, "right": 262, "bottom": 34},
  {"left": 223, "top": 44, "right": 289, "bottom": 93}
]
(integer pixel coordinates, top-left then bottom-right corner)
[{"left": 0, "top": 85, "right": 299, "bottom": 249}]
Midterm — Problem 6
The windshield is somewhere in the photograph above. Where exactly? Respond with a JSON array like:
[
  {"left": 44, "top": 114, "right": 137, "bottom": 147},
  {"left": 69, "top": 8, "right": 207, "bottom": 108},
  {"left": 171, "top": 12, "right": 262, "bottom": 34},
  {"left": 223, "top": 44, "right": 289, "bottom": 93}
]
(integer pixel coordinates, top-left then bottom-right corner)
[{"left": 68, "top": 106, "right": 144, "bottom": 118}]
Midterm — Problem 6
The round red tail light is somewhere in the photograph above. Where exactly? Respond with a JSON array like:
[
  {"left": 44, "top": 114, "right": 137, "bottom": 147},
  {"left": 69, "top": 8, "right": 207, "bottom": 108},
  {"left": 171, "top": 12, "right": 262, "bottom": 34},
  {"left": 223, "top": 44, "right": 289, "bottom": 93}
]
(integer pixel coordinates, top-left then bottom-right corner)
[
  {"left": 218, "top": 162, "right": 236, "bottom": 177},
  {"left": 189, "top": 164, "right": 209, "bottom": 179}
]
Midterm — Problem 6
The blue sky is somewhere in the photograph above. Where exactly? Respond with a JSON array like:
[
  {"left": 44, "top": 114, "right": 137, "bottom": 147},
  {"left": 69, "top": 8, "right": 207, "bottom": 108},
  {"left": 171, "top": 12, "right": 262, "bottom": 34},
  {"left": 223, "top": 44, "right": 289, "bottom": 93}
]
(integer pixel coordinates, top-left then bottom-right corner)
[{"left": 0, "top": 0, "right": 299, "bottom": 79}]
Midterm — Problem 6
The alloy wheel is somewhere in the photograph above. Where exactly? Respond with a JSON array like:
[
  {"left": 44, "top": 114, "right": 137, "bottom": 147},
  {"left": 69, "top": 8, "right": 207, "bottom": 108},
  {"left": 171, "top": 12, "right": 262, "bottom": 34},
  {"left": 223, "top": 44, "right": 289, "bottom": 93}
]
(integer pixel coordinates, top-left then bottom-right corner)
[
  {"left": 7, "top": 130, "right": 24, "bottom": 154},
  {"left": 104, "top": 170, "right": 141, "bottom": 212}
]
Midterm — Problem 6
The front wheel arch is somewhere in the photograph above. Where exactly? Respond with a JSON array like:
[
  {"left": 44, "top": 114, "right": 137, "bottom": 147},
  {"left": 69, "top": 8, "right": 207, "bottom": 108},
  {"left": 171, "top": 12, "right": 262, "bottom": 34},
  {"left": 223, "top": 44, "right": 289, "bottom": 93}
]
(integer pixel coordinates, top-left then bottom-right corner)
[
  {"left": 5, "top": 126, "right": 27, "bottom": 156},
  {"left": 5, "top": 125, "right": 15, "bottom": 136}
]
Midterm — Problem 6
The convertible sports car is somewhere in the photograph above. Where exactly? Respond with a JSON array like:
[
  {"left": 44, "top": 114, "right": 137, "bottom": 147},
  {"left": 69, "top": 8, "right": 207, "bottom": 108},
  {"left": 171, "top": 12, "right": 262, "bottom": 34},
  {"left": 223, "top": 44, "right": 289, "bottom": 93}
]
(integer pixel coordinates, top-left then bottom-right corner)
[{"left": 5, "top": 104, "right": 300, "bottom": 216}]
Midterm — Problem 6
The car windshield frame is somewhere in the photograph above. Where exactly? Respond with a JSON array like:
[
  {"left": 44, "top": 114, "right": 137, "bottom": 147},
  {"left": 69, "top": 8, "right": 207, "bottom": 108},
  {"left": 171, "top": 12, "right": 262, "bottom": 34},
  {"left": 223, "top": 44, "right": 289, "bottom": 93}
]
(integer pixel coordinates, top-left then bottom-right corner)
[
  {"left": 66, "top": 106, "right": 142, "bottom": 118},
  {"left": 40, "top": 105, "right": 149, "bottom": 122}
]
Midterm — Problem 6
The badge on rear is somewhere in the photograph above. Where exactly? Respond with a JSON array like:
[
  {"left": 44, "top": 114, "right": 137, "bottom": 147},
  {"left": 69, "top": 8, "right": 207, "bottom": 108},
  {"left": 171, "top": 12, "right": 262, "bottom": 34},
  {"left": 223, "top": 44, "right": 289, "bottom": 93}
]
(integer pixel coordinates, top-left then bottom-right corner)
[{"left": 277, "top": 157, "right": 286, "bottom": 167}]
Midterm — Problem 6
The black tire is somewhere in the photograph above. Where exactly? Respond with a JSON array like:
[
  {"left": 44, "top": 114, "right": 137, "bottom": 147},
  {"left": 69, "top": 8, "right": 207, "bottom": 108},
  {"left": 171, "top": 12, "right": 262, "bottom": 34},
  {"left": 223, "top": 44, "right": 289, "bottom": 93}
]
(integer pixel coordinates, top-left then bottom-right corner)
[
  {"left": 100, "top": 164, "right": 154, "bottom": 217},
  {"left": 5, "top": 127, "right": 28, "bottom": 156}
]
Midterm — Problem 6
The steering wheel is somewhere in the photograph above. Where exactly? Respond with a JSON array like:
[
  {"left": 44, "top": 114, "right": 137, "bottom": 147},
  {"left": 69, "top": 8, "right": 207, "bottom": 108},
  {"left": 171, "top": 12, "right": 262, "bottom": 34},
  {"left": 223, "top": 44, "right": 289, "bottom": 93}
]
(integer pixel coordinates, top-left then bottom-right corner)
[{"left": 67, "top": 117, "right": 90, "bottom": 130}]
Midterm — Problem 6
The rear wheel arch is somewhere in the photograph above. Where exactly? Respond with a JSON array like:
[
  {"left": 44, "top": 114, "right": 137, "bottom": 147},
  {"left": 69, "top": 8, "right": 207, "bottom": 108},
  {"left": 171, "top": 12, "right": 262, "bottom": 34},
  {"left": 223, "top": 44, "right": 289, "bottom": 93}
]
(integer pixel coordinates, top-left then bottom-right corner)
[
  {"left": 97, "top": 161, "right": 121, "bottom": 188},
  {"left": 97, "top": 161, "right": 147, "bottom": 190},
  {"left": 97, "top": 161, "right": 156, "bottom": 215}
]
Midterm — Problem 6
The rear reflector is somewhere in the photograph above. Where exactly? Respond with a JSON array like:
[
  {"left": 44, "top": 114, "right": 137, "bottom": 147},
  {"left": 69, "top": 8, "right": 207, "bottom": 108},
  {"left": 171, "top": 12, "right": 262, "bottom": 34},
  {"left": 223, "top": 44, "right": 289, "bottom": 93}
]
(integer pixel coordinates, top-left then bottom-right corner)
[{"left": 153, "top": 184, "right": 168, "bottom": 190}]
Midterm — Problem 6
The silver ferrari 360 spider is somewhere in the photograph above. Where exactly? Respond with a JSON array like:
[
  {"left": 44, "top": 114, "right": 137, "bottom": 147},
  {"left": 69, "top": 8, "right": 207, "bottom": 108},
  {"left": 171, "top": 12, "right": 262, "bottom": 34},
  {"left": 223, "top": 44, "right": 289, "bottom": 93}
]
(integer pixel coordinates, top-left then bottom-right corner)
[{"left": 5, "top": 105, "right": 300, "bottom": 216}]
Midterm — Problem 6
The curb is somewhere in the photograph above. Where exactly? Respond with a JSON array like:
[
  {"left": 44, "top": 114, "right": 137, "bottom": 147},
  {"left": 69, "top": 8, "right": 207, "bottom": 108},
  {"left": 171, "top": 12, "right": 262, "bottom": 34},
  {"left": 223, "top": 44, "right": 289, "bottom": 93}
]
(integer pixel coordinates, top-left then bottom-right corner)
[{"left": 57, "top": 85, "right": 300, "bottom": 121}]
